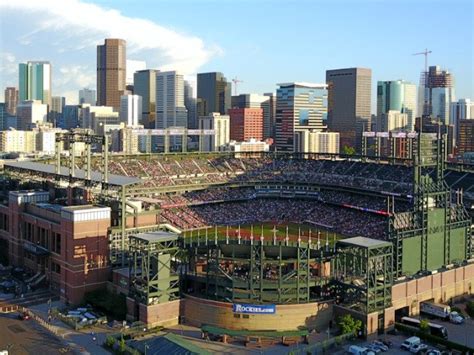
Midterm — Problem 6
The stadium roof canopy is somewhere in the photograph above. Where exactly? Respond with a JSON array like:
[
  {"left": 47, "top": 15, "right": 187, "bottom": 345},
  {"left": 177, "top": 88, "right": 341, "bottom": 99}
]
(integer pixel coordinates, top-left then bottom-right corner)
[
  {"left": 132, "top": 230, "right": 179, "bottom": 243},
  {"left": 4, "top": 161, "right": 141, "bottom": 187},
  {"left": 337, "top": 236, "right": 392, "bottom": 249}
]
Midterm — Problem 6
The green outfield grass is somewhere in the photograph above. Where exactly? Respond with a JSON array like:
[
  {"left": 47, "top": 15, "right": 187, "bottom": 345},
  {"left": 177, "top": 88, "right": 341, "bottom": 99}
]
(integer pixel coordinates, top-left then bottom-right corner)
[{"left": 185, "top": 222, "right": 345, "bottom": 246}]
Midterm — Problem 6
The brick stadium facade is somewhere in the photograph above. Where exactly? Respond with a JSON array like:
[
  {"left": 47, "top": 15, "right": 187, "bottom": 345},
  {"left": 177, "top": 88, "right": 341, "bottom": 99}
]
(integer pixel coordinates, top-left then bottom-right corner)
[{"left": 0, "top": 191, "right": 111, "bottom": 304}]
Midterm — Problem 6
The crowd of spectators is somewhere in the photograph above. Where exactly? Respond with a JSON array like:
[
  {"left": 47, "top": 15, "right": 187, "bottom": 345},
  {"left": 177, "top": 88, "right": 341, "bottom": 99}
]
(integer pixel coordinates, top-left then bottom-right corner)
[
  {"left": 96, "top": 156, "right": 414, "bottom": 195},
  {"left": 160, "top": 198, "right": 388, "bottom": 239}
]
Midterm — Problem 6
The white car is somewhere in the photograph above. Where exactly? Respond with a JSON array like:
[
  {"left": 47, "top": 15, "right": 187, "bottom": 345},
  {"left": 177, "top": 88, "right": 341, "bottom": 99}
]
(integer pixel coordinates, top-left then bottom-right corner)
[
  {"left": 449, "top": 311, "right": 464, "bottom": 324},
  {"left": 409, "top": 343, "right": 428, "bottom": 354}
]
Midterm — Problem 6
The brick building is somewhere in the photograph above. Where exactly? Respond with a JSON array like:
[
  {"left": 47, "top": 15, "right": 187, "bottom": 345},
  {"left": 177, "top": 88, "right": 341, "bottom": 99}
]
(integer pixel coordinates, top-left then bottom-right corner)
[
  {"left": 0, "top": 191, "right": 111, "bottom": 304},
  {"left": 228, "top": 108, "right": 263, "bottom": 142}
]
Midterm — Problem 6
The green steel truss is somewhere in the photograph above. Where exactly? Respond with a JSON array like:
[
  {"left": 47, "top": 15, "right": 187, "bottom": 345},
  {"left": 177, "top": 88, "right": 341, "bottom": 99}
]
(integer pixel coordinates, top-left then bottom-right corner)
[
  {"left": 181, "top": 235, "right": 332, "bottom": 304},
  {"left": 129, "top": 235, "right": 180, "bottom": 305},
  {"left": 333, "top": 239, "right": 393, "bottom": 314}
]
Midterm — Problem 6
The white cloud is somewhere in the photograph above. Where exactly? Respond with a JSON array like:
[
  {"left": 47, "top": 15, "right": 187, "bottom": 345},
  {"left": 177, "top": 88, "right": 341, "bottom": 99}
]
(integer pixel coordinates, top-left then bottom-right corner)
[{"left": 0, "top": 0, "right": 222, "bottom": 100}]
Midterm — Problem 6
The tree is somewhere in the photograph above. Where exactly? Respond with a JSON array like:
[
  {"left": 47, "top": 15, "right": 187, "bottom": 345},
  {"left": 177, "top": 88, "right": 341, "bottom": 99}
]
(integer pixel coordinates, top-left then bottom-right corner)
[
  {"left": 420, "top": 319, "right": 429, "bottom": 333},
  {"left": 338, "top": 314, "right": 362, "bottom": 336},
  {"left": 104, "top": 335, "right": 116, "bottom": 348},
  {"left": 118, "top": 336, "right": 126, "bottom": 353},
  {"left": 342, "top": 145, "right": 356, "bottom": 156}
]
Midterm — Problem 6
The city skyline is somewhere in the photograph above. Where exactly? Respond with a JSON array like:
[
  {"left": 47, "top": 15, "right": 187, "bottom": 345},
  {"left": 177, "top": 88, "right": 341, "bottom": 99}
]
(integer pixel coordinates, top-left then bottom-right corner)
[{"left": 0, "top": 0, "right": 472, "bottom": 111}]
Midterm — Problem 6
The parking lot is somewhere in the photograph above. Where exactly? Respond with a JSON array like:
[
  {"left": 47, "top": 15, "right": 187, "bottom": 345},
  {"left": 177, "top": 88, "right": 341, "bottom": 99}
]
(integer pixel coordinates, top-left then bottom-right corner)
[{"left": 0, "top": 312, "right": 73, "bottom": 354}]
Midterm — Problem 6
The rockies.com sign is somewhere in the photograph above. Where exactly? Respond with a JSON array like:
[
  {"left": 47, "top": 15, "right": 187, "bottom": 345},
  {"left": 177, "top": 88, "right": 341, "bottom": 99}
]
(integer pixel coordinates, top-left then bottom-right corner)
[{"left": 232, "top": 303, "right": 276, "bottom": 314}]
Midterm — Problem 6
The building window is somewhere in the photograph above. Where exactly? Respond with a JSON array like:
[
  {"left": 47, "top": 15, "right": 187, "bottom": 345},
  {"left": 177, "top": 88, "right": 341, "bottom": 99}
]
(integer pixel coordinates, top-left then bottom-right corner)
[{"left": 51, "top": 262, "right": 61, "bottom": 274}]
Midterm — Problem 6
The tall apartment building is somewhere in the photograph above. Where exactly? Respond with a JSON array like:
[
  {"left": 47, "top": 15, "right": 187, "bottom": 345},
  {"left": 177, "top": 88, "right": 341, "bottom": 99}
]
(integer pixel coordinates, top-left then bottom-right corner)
[
  {"left": 197, "top": 72, "right": 231, "bottom": 116},
  {"left": 4, "top": 87, "right": 18, "bottom": 115},
  {"left": 419, "top": 65, "right": 455, "bottom": 124},
  {"left": 198, "top": 112, "right": 230, "bottom": 152},
  {"left": 79, "top": 88, "right": 96, "bottom": 105},
  {"left": 377, "top": 80, "right": 417, "bottom": 131},
  {"left": 451, "top": 99, "right": 474, "bottom": 146},
  {"left": 326, "top": 67, "right": 372, "bottom": 150},
  {"left": 134, "top": 69, "right": 157, "bottom": 128},
  {"left": 228, "top": 108, "right": 264, "bottom": 142},
  {"left": 0, "top": 191, "right": 111, "bottom": 304},
  {"left": 231, "top": 93, "right": 275, "bottom": 139},
  {"left": 458, "top": 120, "right": 474, "bottom": 154},
  {"left": 294, "top": 130, "right": 340, "bottom": 154},
  {"left": 275, "top": 82, "right": 328, "bottom": 151},
  {"left": 378, "top": 110, "right": 409, "bottom": 132},
  {"left": 19, "top": 61, "right": 52, "bottom": 108},
  {"left": 120, "top": 95, "right": 142, "bottom": 127},
  {"left": 17, "top": 100, "right": 47, "bottom": 130},
  {"left": 0, "top": 129, "right": 36, "bottom": 153},
  {"left": 97, "top": 39, "right": 126, "bottom": 111}
]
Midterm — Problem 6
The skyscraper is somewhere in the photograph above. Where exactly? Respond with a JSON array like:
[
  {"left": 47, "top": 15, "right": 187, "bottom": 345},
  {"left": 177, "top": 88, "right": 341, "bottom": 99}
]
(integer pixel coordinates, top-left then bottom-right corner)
[
  {"left": 18, "top": 61, "right": 52, "bottom": 108},
  {"left": 275, "top": 82, "right": 328, "bottom": 151},
  {"left": 326, "top": 67, "right": 372, "bottom": 150},
  {"left": 419, "top": 65, "right": 455, "bottom": 124},
  {"left": 50, "top": 96, "right": 66, "bottom": 127},
  {"left": 120, "top": 94, "right": 142, "bottom": 127},
  {"left": 377, "top": 80, "right": 417, "bottom": 131},
  {"left": 97, "top": 39, "right": 126, "bottom": 111},
  {"left": 4, "top": 87, "right": 18, "bottom": 116},
  {"left": 156, "top": 71, "right": 187, "bottom": 149},
  {"left": 134, "top": 69, "right": 157, "bottom": 128},
  {"left": 197, "top": 72, "right": 231, "bottom": 116},
  {"left": 184, "top": 80, "right": 197, "bottom": 129},
  {"left": 79, "top": 88, "right": 96, "bottom": 105}
]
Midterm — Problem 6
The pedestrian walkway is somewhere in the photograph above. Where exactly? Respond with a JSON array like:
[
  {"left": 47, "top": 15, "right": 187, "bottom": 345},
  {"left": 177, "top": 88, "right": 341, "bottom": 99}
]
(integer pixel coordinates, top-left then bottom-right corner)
[{"left": 28, "top": 301, "right": 112, "bottom": 355}]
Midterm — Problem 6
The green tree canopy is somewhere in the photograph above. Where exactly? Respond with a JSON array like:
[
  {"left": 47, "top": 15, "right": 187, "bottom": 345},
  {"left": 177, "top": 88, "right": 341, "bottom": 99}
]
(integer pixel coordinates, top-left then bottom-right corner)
[{"left": 338, "top": 314, "right": 362, "bottom": 336}]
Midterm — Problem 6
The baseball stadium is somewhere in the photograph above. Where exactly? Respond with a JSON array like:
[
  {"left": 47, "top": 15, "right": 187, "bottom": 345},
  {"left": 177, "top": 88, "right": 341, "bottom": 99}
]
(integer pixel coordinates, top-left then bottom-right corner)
[{"left": 0, "top": 131, "right": 473, "bottom": 336}]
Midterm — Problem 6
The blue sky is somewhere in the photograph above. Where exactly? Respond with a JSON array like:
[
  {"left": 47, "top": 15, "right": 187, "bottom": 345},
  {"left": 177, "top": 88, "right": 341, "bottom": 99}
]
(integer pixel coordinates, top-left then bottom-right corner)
[{"left": 0, "top": 0, "right": 472, "bottom": 111}]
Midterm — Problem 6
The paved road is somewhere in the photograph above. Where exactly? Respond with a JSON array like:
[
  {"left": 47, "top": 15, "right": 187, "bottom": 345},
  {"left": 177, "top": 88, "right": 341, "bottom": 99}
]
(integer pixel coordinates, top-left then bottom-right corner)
[
  {"left": 435, "top": 316, "right": 474, "bottom": 348},
  {"left": 0, "top": 313, "right": 73, "bottom": 355}
]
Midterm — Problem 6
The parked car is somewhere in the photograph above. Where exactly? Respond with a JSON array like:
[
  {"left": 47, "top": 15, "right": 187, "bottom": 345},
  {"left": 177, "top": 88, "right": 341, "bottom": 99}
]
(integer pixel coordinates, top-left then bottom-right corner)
[
  {"left": 401, "top": 336, "right": 421, "bottom": 351},
  {"left": 448, "top": 311, "right": 464, "bottom": 324},
  {"left": 348, "top": 345, "right": 375, "bottom": 355},
  {"left": 378, "top": 339, "right": 392, "bottom": 348},
  {"left": 426, "top": 350, "right": 441, "bottom": 355},
  {"left": 410, "top": 343, "right": 428, "bottom": 354},
  {"left": 366, "top": 344, "right": 382, "bottom": 353},
  {"left": 372, "top": 340, "right": 388, "bottom": 351}
]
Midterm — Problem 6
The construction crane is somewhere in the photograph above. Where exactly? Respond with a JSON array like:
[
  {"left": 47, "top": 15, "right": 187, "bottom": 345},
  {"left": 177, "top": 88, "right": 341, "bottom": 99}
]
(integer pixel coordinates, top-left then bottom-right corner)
[
  {"left": 413, "top": 48, "right": 432, "bottom": 74},
  {"left": 413, "top": 48, "right": 432, "bottom": 118},
  {"left": 232, "top": 77, "right": 243, "bottom": 96}
]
